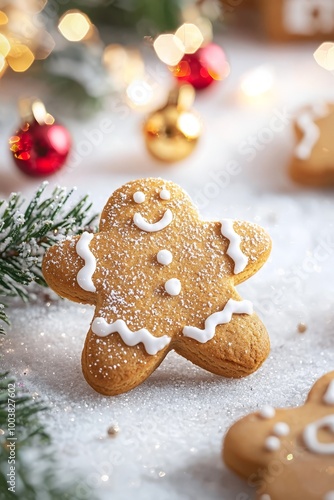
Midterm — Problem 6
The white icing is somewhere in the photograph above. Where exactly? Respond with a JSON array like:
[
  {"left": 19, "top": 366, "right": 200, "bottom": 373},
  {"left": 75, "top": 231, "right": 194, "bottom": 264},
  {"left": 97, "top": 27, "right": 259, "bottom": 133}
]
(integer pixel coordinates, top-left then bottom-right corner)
[
  {"left": 220, "top": 219, "right": 248, "bottom": 275},
  {"left": 283, "top": 0, "right": 334, "bottom": 35},
  {"left": 183, "top": 299, "right": 253, "bottom": 343},
  {"left": 133, "top": 191, "right": 145, "bottom": 204},
  {"left": 133, "top": 209, "right": 173, "bottom": 232},
  {"left": 295, "top": 104, "right": 328, "bottom": 160},
  {"left": 303, "top": 415, "right": 334, "bottom": 454},
  {"left": 157, "top": 249, "right": 173, "bottom": 265},
  {"left": 265, "top": 436, "right": 281, "bottom": 451},
  {"left": 324, "top": 380, "right": 334, "bottom": 405},
  {"left": 76, "top": 232, "right": 96, "bottom": 293},
  {"left": 295, "top": 112, "right": 321, "bottom": 160},
  {"left": 91, "top": 317, "right": 171, "bottom": 355},
  {"left": 324, "top": 492, "right": 334, "bottom": 500},
  {"left": 160, "top": 189, "right": 170, "bottom": 200},
  {"left": 259, "top": 406, "right": 276, "bottom": 419},
  {"left": 164, "top": 278, "right": 181, "bottom": 296},
  {"left": 260, "top": 495, "right": 271, "bottom": 500},
  {"left": 273, "top": 422, "right": 290, "bottom": 437}
]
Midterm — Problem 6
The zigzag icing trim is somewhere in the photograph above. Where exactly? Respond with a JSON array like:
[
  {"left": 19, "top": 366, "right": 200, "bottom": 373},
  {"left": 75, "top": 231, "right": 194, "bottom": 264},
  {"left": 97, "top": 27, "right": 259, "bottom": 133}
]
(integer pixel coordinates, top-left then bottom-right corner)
[
  {"left": 183, "top": 299, "right": 253, "bottom": 343},
  {"left": 76, "top": 232, "right": 96, "bottom": 292},
  {"left": 220, "top": 219, "right": 248, "bottom": 274},
  {"left": 91, "top": 317, "right": 171, "bottom": 355}
]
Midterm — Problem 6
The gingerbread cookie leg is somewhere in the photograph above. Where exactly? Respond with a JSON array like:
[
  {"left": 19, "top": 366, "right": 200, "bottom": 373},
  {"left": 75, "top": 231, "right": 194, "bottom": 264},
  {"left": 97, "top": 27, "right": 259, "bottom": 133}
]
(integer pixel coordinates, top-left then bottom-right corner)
[
  {"left": 175, "top": 289, "right": 269, "bottom": 378},
  {"left": 82, "top": 324, "right": 170, "bottom": 396}
]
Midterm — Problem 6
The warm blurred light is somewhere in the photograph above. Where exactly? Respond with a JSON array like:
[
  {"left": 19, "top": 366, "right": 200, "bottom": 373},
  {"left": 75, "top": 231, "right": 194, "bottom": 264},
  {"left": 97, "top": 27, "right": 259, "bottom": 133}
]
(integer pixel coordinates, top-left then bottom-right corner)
[
  {"left": 58, "top": 10, "right": 91, "bottom": 42},
  {"left": 103, "top": 44, "right": 145, "bottom": 88},
  {"left": 0, "top": 54, "right": 7, "bottom": 74},
  {"left": 32, "top": 100, "right": 47, "bottom": 125},
  {"left": 177, "top": 111, "right": 202, "bottom": 139},
  {"left": 31, "top": 100, "right": 54, "bottom": 125},
  {"left": 240, "top": 66, "right": 274, "bottom": 97},
  {"left": 153, "top": 34, "right": 185, "bottom": 66},
  {"left": 45, "top": 113, "right": 55, "bottom": 125},
  {"left": 313, "top": 42, "right": 334, "bottom": 71},
  {"left": 175, "top": 23, "right": 203, "bottom": 54},
  {"left": 0, "top": 33, "right": 10, "bottom": 57},
  {"left": 7, "top": 44, "right": 35, "bottom": 72},
  {"left": 0, "top": 12, "right": 8, "bottom": 25},
  {"left": 178, "top": 84, "right": 195, "bottom": 110},
  {"left": 126, "top": 79, "right": 153, "bottom": 107}
]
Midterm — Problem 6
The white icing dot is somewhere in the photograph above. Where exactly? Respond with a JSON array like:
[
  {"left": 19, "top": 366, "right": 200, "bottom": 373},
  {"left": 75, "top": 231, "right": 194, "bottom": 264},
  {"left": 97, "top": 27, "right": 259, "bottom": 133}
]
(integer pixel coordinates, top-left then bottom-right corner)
[
  {"left": 260, "top": 495, "right": 271, "bottom": 500},
  {"left": 164, "top": 278, "right": 181, "bottom": 296},
  {"left": 259, "top": 406, "right": 276, "bottom": 419},
  {"left": 160, "top": 189, "right": 170, "bottom": 200},
  {"left": 157, "top": 249, "right": 173, "bottom": 265},
  {"left": 133, "top": 191, "right": 145, "bottom": 204},
  {"left": 273, "top": 422, "right": 290, "bottom": 437},
  {"left": 265, "top": 436, "right": 281, "bottom": 452},
  {"left": 324, "top": 492, "right": 334, "bottom": 500}
]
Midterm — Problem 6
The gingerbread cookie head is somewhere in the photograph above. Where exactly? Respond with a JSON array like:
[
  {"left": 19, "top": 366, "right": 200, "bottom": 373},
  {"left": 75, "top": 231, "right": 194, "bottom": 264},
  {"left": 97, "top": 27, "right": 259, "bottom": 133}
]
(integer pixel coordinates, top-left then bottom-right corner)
[
  {"left": 42, "top": 178, "right": 271, "bottom": 396},
  {"left": 289, "top": 103, "right": 334, "bottom": 187},
  {"left": 223, "top": 371, "right": 334, "bottom": 500},
  {"left": 260, "top": 0, "right": 334, "bottom": 41}
]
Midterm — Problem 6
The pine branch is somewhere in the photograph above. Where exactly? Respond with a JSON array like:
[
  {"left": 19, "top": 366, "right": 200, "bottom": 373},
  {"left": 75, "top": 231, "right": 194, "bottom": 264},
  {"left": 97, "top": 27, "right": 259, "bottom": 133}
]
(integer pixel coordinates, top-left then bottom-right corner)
[
  {"left": 0, "top": 372, "right": 94, "bottom": 500},
  {"left": 0, "top": 183, "right": 97, "bottom": 333}
]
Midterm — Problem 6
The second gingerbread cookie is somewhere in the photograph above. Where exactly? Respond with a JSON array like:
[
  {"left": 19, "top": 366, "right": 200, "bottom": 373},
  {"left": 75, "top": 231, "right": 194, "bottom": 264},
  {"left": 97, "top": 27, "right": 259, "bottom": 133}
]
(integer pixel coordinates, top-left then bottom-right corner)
[{"left": 42, "top": 178, "right": 272, "bottom": 395}]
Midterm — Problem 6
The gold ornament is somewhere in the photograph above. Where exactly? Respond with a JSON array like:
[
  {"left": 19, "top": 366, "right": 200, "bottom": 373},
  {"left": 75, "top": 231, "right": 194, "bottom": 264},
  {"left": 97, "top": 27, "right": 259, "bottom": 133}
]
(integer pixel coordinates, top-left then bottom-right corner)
[{"left": 143, "top": 84, "right": 202, "bottom": 162}]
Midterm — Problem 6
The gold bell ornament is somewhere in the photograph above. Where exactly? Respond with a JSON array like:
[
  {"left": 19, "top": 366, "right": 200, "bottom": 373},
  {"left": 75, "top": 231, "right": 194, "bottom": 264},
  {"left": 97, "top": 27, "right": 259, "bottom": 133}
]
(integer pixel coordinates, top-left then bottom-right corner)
[{"left": 143, "top": 84, "right": 202, "bottom": 162}]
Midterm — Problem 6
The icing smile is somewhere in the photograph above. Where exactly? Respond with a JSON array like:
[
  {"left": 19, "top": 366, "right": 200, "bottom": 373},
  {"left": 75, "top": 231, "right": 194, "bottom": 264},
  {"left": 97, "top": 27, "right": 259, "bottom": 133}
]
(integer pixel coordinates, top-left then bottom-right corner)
[{"left": 133, "top": 209, "right": 173, "bottom": 232}]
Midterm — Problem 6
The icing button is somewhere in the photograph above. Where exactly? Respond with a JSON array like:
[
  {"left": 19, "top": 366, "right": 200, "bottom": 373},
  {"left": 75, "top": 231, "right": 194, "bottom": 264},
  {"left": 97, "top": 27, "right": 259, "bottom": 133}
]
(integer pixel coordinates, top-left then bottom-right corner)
[
  {"left": 164, "top": 278, "right": 181, "bottom": 296},
  {"left": 157, "top": 249, "right": 173, "bottom": 265},
  {"left": 133, "top": 191, "right": 145, "bottom": 204},
  {"left": 160, "top": 189, "right": 170, "bottom": 200}
]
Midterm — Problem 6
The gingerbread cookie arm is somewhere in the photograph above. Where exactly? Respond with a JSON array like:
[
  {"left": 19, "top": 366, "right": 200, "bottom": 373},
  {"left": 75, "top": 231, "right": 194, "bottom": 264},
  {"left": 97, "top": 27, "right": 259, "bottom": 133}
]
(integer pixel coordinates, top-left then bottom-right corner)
[
  {"left": 42, "top": 234, "right": 97, "bottom": 305},
  {"left": 218, "top": 220, "right": 272, "bottom": 285},
  {"left": 176, "top": 287, "right": 270, "bottom": 378}
]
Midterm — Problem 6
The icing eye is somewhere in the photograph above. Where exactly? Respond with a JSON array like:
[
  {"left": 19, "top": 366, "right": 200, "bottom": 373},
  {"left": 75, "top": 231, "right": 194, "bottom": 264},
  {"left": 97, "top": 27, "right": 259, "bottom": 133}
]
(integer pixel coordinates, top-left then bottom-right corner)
[
  {"left": 133, "top": 191, "right": 145, "bottom": 204},
  {"left": 160, "top": 189, "right": 170, "bottom": 200}
]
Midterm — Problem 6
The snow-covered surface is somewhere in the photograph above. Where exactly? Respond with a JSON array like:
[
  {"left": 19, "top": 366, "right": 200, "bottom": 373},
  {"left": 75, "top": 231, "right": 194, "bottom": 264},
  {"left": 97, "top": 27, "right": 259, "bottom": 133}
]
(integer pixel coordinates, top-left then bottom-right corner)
[{"left": 1, "top": 32, "right": 334, "bottom": 499}]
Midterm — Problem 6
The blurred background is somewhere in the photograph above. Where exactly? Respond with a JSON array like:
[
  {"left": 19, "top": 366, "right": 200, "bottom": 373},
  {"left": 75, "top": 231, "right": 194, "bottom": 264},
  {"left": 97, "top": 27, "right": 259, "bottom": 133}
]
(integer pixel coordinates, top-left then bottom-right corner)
[{"left": 0, "top": 0, "right": 333, "bottom": 204}]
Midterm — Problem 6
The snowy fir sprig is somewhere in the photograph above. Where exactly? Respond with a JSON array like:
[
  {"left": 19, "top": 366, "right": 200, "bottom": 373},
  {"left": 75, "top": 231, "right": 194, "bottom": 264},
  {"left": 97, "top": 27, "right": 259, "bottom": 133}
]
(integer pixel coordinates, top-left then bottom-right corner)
[
  {"left": 0, "top": 183, "right": 97, "bottom": 333},
  {"left": 0, "top": 372, "right": 94, "bottom": 500}
]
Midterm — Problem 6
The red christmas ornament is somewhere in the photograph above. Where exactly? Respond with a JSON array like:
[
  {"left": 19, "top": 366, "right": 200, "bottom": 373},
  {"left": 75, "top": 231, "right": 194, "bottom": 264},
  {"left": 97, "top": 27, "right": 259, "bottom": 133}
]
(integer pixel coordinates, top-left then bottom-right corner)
[
  {"left": 9, "top": 101, "right": 71, "bottom": 177},
  {"left": 170, "top": 43, "right": 229, "bottom": 90}
]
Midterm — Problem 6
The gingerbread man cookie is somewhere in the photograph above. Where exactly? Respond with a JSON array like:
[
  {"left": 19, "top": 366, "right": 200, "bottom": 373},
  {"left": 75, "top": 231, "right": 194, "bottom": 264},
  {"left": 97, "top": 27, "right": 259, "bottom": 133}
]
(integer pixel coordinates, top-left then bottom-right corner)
[
  {"left": 260, "top": 0, "right": 334, "bottom": 41},
  {"left": 223, "top": 371, "right": 334, "bottom": 500},
  {"left": 42, "top": 178, "right": 271, "bottom": 396},
  {"left": 289, "top": 103, "right": 334, "bottom": 187}
]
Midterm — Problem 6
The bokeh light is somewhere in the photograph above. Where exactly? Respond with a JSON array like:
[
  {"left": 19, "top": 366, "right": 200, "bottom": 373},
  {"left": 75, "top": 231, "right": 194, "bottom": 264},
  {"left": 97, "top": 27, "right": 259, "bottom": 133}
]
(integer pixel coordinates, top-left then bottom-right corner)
[
  {"left": 177, "top": 111, "right": 202, "bottom": 139},
  {"left": 7, "top": 44, "right": 34, "bottom": 72},
  {"left": 240, "top": 66, "right": 274, "bottom": 97},
  {"left": 313, "top": 42, "right": 334, "bottom": 71},
  {"left": 153, "top": 34, "right": 185, "bottom": 66},
  {"left": 126, "top": 80, "right": 153, "bottom": 107},
  {"left": 175, "top": 23, "right": 203, "bottom": 54},
  {"left": 0, "top": 11, "right": 8, "bottom": 25},
  {"left": 58, "top": 11, "right": 91, "bottom": 42},
  {"left": 0, "top": 33, "right": 10, "bottom": 58}
]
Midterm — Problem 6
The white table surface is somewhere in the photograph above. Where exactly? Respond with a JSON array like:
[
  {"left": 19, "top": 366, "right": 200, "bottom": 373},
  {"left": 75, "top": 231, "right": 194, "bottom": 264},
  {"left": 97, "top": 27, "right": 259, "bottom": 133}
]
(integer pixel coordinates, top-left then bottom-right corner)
[{"left": 1, "top": 31, "right": 334, "bottom": 500}]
